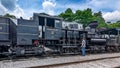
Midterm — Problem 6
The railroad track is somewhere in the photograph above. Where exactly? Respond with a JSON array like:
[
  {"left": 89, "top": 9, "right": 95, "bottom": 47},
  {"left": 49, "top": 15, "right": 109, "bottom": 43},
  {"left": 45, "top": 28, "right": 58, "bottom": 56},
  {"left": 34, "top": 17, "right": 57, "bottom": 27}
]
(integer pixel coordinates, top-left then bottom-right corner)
[
  {"left": 0, "top": 52, "right": 117, "bottom": 61},
  {"left": 0, "top": 54, "right": 78, "bottom": 62},
  {"left": 30, "top": 55, "right": 120, "bottom": 68},
  {"left": 0, "top": 53, "right": 120, "bottom": 68}
]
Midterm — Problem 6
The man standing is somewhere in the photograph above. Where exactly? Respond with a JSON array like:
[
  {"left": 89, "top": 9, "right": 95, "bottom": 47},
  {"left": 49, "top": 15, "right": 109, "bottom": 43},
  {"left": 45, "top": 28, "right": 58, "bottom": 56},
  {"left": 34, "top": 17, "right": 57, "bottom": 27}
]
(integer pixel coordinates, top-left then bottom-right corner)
[{"left": 81, "top": 38, "right": 86, "bottom": 56}]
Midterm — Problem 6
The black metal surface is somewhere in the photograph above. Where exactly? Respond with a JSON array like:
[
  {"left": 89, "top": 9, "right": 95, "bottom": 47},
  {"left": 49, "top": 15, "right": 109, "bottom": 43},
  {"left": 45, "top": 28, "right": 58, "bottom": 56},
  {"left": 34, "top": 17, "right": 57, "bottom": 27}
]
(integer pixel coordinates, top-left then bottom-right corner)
[
  {"left": 98, "top": 28, "right": 118, "bottom": 35},
  {"left": 0, "top": 17, "right": 16, "bottom": 46},
  {"left": 17, "top": 26, "right": 38, "bottom": 34},
  {"left": 0, "top": 17, "right": 9, "bottom": 41},
  {"left": 39, "top": 17, "right": 45, "bottom": 26},
  {"left": 9, "top": 19, "right": 17, "bottom": 45},
  {"left": 46, "top": 18, "right": 55, "bottom": 28},
  {"left": 16, "top": 19, "right": 39, "bottom": 45},
  {"left": 45, "top": 28, "right": 61, "bottom": 40},
  {"left": 34, "top": 13, "right": 62, "bottom": 40},
  {"left": 89, "top": 38, "right": 107, "bottom": 45},
  {"left": 17, "top": 19, "right": 38, "bottom": 26},
  {"left": 88, "top": 21, "right": 98, "bottom": 28}
]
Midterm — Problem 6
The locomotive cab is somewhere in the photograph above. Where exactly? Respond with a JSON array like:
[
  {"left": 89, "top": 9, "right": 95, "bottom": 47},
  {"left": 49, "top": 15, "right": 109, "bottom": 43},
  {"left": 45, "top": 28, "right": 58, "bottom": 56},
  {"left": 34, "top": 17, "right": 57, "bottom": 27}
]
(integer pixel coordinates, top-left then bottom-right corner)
[{"left": 33, "top": 13, "right": 63, "bottom": 53}]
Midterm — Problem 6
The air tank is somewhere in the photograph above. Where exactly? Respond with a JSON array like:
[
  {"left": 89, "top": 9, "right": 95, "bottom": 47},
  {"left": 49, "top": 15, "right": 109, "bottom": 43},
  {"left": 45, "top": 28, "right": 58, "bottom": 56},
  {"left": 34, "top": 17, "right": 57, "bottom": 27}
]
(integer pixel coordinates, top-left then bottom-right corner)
[{"left": 90, "top": 38, "right": 107, "bottom": 45}]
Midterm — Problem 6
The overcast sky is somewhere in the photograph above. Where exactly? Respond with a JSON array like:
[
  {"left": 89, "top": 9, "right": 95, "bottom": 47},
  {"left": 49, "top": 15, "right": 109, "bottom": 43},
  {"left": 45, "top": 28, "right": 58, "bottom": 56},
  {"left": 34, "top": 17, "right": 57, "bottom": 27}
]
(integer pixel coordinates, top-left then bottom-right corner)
[{"left": 0, "top": 0, "right": 120, "bottom": 22}]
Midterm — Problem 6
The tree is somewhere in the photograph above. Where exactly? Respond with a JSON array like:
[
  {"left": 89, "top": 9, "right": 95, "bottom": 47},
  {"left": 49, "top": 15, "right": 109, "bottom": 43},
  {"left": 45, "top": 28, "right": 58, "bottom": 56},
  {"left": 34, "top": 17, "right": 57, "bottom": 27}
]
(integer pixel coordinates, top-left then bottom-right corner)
[
  {"left": 93, "top": 11, "right": 107, "bottom": 28},
  {"left": 59, "top": 8, "right": 108, "bottom": 28},
  {"left": 4, "top": 13, "right": 16, "bottom": 18},
  {"left": 117, "top": 20, "right": 120, "bottom": 23},
  {"left": 108, "top": 22, "right": 120, "bottom": 28},
  {"left": 59, "top": 8, "right": 94, "bottom": 27},
  {"left": 65, "top": 8, "right": 73, "bottom": 14},
  {"left": 59, "top": 8, "right": 74, "bottom": 22},
  {"left": 94, "top": 11, "right": 102, "bottom": 17},
  {"left": 80, "top": 8, "right": 93, "bottom": 27},
  {"left": 74, "top": 10, "right": 82, "bottom": 23}
]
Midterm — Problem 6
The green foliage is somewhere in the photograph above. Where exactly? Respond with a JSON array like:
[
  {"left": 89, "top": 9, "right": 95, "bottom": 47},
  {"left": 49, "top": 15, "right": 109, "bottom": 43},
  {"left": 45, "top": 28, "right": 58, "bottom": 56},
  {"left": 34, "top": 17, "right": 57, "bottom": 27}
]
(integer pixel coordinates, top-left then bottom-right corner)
[
  {"left": 59, "top": 8, "right": 107, "bottom": 28},
  {"left": 80, "top": 8, "right": 93, "bottom": 27},
  {"left": 93, "top": 11, "right": 107, "bottom": 28},
  {"left": 4, "top": 13, "right": 16, "bottom": 18},
  {"left": 59, "top": 8, "right": 74, "bottom": 22},
  {"left": 108, "top": 22, "right": 120, "bottom": 28}
]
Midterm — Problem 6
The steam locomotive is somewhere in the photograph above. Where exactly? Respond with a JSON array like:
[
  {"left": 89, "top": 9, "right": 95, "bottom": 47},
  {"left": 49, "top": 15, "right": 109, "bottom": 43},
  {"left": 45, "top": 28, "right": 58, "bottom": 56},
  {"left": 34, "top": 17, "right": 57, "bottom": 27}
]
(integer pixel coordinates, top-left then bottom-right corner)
[{"left": 0, "top": 13, "right": 120, "bottom": 56}]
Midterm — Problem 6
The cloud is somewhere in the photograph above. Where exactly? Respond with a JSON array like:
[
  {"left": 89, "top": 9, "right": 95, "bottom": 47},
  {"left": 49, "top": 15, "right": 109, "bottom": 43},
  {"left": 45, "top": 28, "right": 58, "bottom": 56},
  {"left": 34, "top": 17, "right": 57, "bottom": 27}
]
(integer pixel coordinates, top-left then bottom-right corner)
[
  {"left": 103, "top": 11, "right": 120, "bottom": 22},
  {"left": 0, "top": 2, "right": 8, "bottom": 15},
  {"left": 56, "top": 0, "right": 120, "bottom": 22},
  {"left": 42, "top": 0, "right": 56, "bottom": 15},
  {"left": 0, "top": 0, "right": 120, "bottom": 22},
  {"left": 8, "top": 5, "right": 27, "bottom": 19},
  {"left": 0, "top": 0, "right": 28, "bottom": 19},
  {"left": 87, "top": 0, "right": 119, "bottom": 12},
  {"left": 1, "top": 0, "right": 16, "bottom": 11},
  {"left": 58, "top": 0, "right": 119, "bottom": 12},
  {"left": 87, "top": 0, "right": 120, "bottom": 22}
]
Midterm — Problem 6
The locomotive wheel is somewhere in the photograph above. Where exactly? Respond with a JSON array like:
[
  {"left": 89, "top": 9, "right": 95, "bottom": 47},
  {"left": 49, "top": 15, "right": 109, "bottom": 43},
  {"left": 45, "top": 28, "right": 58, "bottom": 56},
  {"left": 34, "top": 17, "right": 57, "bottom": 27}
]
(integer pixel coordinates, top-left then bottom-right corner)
[
  {"left": 106, "top": 47, "right": 112, "bottom": 53},
  {"left": 34, "top": 47, "right": 44, "bottom": 55},
  {"left": 114, "top": 46, "right": 119, "bottom": 52},
  {"left": 14, "top": 47, "right": 25, "bottom": 56}
]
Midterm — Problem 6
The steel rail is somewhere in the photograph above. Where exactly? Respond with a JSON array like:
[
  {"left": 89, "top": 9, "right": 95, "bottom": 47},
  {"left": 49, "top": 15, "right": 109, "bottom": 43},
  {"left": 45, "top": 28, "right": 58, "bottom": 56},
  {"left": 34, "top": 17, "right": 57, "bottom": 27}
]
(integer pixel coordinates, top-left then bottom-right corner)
[{"left": 30, "top": 56, "right": 120, "bottom": 68}]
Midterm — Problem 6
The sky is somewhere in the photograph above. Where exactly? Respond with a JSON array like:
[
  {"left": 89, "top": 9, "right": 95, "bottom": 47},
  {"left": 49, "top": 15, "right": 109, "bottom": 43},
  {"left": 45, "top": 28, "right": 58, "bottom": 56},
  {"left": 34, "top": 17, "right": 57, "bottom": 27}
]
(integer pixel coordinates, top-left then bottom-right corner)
[{"left": 0, "top": 0, "right": 120, "bottom": 22}]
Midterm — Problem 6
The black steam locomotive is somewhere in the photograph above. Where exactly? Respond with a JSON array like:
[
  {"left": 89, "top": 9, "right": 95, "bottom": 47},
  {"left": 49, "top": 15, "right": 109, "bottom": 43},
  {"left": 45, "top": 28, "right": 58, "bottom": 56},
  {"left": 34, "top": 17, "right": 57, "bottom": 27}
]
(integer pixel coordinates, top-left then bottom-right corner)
[
  {"left": 0, "top": 16, "right": 44, "bottom": 56},
  {"left": 0, "top": 13, "right": 120, "bottom": 56}
]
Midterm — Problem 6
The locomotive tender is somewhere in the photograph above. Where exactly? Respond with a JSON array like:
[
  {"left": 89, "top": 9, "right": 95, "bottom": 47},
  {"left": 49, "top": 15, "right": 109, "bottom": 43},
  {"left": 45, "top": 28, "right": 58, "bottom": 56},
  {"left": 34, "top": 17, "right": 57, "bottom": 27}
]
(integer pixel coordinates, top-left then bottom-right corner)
[
  {"left": 0, "top": 13, "right": 120, "bottom": 56},
  {"left": 0, "top": 16, "right": 43, "bottom": 56}
]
